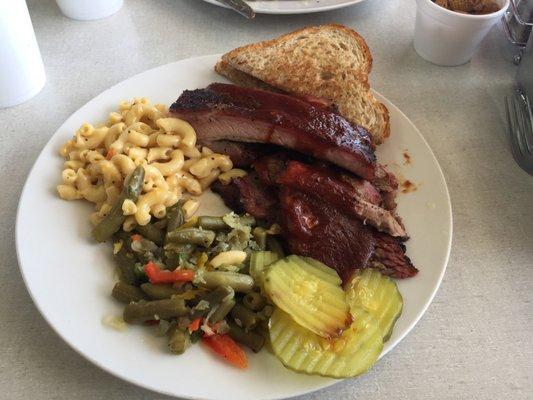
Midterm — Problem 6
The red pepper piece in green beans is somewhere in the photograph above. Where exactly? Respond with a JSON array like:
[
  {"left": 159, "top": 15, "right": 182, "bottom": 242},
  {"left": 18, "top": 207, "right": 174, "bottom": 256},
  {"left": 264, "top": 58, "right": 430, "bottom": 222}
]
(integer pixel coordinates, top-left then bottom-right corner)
[
  {"left": 202, "top": 334, "right": 248, "bottom": 369},
  {"left": 144, "top": 261, "right": 195, "bottom": 284}
]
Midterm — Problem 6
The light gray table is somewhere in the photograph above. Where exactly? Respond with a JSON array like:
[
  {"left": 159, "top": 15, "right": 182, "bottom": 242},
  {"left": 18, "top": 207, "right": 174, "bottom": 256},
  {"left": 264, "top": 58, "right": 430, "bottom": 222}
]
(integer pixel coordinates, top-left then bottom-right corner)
[{"left": 1, "top": 0, "right": 532, "bottom": 399}]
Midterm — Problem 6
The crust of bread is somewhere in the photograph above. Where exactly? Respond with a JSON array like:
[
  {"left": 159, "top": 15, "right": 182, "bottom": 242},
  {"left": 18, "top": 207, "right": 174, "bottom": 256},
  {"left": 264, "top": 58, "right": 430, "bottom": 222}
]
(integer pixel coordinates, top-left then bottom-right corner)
[
  {"left": 217, "top": 24, "right": 390, "bottom": 144},
  {"left": 215, "top": 60, "right": 280, "bottom": 92}
]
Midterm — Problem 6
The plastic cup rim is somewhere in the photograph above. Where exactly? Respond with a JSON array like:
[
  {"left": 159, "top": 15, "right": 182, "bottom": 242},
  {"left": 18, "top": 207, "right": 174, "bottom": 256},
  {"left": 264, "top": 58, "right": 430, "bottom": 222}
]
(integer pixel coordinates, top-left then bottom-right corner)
[{"left": 419, "top": 0, "right": 510, "bottom": 21}]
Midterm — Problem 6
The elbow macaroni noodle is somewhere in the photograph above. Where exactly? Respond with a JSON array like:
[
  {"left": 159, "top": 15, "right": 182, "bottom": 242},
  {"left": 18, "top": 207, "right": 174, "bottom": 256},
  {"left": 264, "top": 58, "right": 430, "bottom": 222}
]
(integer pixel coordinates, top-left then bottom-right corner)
[{"left": 57, "top": 98, "right": 234, "bottom": 229}]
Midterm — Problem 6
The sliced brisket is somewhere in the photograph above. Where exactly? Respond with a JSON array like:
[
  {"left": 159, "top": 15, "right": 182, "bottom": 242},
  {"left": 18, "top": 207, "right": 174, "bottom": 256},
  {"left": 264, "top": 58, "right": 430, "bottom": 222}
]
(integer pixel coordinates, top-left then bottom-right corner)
[
  {"left": 276, "top": 160, "right": 407, "bottom": 238},
  {"left": 279, "top": 187, "right": 376, "bottom": 284},
  {"left": 371, "top": 232, "right": 418, "bottom": 279},
  {"left": 212, "top": 166, "right": 417, "bottom": 283},
  {"left": 372, "top": 164, "right": 400, "bottom": 210}
]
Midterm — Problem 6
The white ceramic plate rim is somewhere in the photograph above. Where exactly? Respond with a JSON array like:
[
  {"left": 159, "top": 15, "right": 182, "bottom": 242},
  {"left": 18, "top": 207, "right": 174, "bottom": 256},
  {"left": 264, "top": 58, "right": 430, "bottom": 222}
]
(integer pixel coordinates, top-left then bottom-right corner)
[
  {"left": 201, "top": 0, "right": 368, "bottom": 14},
  {"left": 16, "top": 54, "right": 452, "bottom": 400}
]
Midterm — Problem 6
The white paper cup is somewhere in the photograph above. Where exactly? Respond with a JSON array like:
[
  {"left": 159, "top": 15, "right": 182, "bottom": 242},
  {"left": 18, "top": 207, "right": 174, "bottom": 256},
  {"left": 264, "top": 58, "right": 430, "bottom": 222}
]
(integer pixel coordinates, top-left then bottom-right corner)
[
  {"left": 55, "top": 0, "right": 123, "bottom": 21},
  {"left": 414, "top": 0, "right": 509, "bottom": 66},
  {"left": 0, "top": 0, "right": 46, "bottom": 109}
]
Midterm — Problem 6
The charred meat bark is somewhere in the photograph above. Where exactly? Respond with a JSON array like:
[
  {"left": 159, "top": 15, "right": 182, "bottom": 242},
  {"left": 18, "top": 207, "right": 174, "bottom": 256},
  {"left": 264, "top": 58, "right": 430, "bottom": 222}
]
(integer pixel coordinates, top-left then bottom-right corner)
[
  {"left": 170, "top": 83, "right": 377, "bottom": 180},
  {"left": 371, "top": 232, "right": 418, "bottom": 279},
  {"left": 276, "top": 160, "right": 406, "bottom": 238},
  {"left": 211, "top": 172, "right": 278, "bottom": 222}
]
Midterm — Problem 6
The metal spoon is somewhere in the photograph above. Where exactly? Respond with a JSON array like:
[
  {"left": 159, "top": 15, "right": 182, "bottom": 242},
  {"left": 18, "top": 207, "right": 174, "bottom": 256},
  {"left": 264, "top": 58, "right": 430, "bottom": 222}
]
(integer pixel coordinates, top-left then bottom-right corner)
[{"left": 216, "top": 0, "right": 255, "bottom": 18}]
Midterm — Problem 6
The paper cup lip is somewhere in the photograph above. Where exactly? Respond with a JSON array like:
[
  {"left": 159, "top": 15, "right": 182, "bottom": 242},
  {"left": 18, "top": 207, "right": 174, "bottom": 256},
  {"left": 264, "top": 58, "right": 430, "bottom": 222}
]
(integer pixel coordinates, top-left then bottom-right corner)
[{"left": 419, "top": 0, "right": 510, "bottom": 20}]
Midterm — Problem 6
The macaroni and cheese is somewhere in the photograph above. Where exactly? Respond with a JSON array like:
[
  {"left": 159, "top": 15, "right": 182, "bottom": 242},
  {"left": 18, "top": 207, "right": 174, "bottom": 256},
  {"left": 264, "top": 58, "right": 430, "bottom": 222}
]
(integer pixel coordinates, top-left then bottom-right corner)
[{"left": 57, "top": 98, "right": 242, "bottom": 230}]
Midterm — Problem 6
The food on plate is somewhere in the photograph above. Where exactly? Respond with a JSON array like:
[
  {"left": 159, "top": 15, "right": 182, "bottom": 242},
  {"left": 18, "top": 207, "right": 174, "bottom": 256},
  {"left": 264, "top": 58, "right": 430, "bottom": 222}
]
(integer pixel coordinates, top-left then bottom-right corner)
[
  {"left": 249, "top": 251, "right": 279, "bottom": 292},
  {"left": 56, "top": 98, "right": 238, "bottom": 231},
  {"left": 214, "top": 24, "right": 390, "bottom": 144},
  {"left": 108, "top": 206, "right": 281, "bottom": 362},
  {"left": 278, "top": 183, "right": 417, "bottom": 282},
  {"left": 56, "top": 24, "right": 418, "bottom": 378},
  {"left": 170, "top": 83, "right": 376, "bottom": 180},
  {"left": 275, "top": 159, "right": 405, "bottom": 237},
  {"left": 269, "top": 307, "right": 383, "bottom": 378},
  {"left": 203, "top": 333, "right": 248, "bottom": 369},
  {"left": 92, "top": 165, "right": 144, "bottom": 242},
  {"left": 204, "top": 150, "right": 417, "bottom": 284},
  {"left": 434, "top": 0, "right": 500, "bottom": 14},
  {"left": 264, "top": 255, "right": 352, "bottom": 339},
  {"left": 346, "top": 269, "right": 403, "bottom": 341}
]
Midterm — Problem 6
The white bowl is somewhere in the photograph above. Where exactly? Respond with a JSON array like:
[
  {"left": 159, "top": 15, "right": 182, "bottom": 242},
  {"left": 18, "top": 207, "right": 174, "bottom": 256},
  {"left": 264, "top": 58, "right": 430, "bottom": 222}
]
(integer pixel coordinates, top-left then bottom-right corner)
[{"left": 414, "top": 0, "right": 510, "bottom": 66}]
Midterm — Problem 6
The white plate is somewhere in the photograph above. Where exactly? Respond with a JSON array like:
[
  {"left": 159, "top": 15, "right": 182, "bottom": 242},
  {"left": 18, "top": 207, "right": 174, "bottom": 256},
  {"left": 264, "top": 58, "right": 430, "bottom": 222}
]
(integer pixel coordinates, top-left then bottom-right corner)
[
  {"left": 16, "top": 54, "right": 452, "bottom": 400},
  {"left": 201, "top": 0, "right": 368, "bottom": 14}
]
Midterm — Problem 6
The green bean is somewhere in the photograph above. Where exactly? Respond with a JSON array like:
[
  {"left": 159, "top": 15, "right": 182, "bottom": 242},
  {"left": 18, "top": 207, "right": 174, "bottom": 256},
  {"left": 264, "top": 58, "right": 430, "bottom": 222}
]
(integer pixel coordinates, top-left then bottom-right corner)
[
  {"left": 259, "top": 318, "right": 270, "bottom": 333},
  {"left": 135, "top": 223, "right": 164, "bottom": 246},
  {"left": 168, "top": 327, "right": 191, "bottom": 354},
  {"left": 166, "top": 201, "right": 185, "bottom": 232},
  {"left": 132, "top": 236, "right": 159, "bottom": 251},
  {"left": 176, "top": 316, "right": 191, "bottom": 331},
  {"left": 253, "top": 227, "right": 267, "bottom": 250},
  {"left": 230, "top": 303, "right": 259, "bottom": 330},
  {"left": 130, "top": 236, "right": 161, "bottom": 264},
  {"left": 259, "top": 304, "right": 274, "bottom": 319},
  {"left": 210, "top": 298, "right": 236, "bottom": 323},
  {"left": 123, "top": 297, "right": 188, "bottom": 324},
  {"left": 152, "top": 217, "right": 167, "bottom": 230},
  {"left": 164, "top": 242, "right": 195, "bottom": 253},
  {"left": 267, "top": 236, "right": 285, "bottom": 258},
  {"left": 198, "top": 216, "right": 229, "bottom": 231},
  {"left": 140, "top": 283, "right": 184, "bottom": 300},
  {"left": 189, "top": 329, "right": 202, "bottom": 344},
  {"left": 113, "top": 230, "right": 133, "bottom": 246},
  {"left": 154, "top": 319, "right": 172, "bottom": 337},
  {"left": 200, "top": 271, "right": 254, "bottom": 293},
  {"left": 132, "top": 262, "right": 147, "bottom": 281},
  {"left": 114, "top": 247, "right": 138, "bottom": 285},
  {"left": 228, "top": 321, "right": 265, "bottom": 353},
  {"left": 163, "top": 243, "right": 195, "bottom": 269},
  {"left": 243, "top": 292, "right": 267, "bottom": 311},
  {"left": 202, "top": 285, "right": 234, "bottom": 304},
  {"left": 111, "top": 281, "right": 147, "bottom": 304},
  {"left": 191, "top": 285, "right": 234, "bottom": 319},
  {"left": 164, "top": 251, "right": 186, "bottom": 269},
  {"left": 166, "top": 228, "right": 215, "bottom": 247},
  {"left": 92, "top": 165, "right": 145, "bottom": 242}
]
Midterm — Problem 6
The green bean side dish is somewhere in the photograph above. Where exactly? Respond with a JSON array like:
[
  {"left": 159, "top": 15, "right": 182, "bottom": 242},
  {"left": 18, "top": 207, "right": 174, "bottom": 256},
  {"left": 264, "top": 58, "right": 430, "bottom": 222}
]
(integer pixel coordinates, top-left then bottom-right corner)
[
  {"left": 104, "top": 195, "right": 280, "bottom": 368},
  {"left": 93, "top": 166, "right": 404, "bottom": 375}
]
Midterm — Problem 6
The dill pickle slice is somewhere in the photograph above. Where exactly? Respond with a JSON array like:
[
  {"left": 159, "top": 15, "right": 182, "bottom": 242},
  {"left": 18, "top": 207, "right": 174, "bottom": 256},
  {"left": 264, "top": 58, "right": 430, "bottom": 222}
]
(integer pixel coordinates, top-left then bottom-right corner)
[
  {"left": 346, "top": 269, "right": 403, "bottom": 341},
  {"left": 269, "top": 307, "right": 383, "bottom": 378},
  {"left": 264, "top": 256, "right": 351, "bottom": 338},
  {"left": 298, "top": 256, "right": 342, "bottom": 286}
]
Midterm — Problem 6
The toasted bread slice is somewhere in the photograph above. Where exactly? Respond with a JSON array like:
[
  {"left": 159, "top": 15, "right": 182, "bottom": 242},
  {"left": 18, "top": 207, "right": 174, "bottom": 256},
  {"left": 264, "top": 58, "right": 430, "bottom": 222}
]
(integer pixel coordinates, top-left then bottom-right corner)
[
  {"left": 217, "top": 24, "right": 390, "bottom": 144},
  {"left": 215, "top": 60, "right": 280, "bottom": 92}
]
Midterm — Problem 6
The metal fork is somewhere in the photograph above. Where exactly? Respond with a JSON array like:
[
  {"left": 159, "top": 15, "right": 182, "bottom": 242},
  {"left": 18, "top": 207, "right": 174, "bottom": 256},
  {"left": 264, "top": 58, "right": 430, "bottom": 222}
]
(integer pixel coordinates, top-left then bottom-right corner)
[
  {"left": 215, "top": 0, "right": 255, "bottom": 18},
  {"left": 506, "top": 89, "right": 533, "bottom": 174}
]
